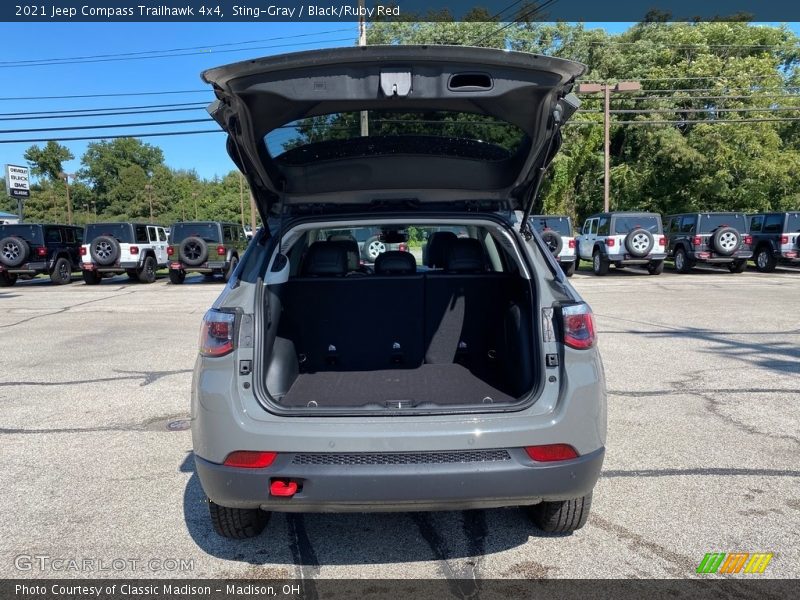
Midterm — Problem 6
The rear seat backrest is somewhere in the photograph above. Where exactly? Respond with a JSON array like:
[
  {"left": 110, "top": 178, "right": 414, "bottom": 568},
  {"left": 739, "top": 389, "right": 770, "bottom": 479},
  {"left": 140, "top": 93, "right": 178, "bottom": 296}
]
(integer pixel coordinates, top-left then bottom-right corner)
[
  {"left": 425, "top": 231, "right": 457, "bottom": 268},
  {"left": 375, "top": 250, "right": 416, "bottom": 275},
  {"left": 444, "top": 238, "right": 487, "bottom": 273},
  {"left": 327, "top": 235, "right": 361, "bottom": 273},
  {"left": 302, "top": 241, "right": 348, "bottom": 276}
]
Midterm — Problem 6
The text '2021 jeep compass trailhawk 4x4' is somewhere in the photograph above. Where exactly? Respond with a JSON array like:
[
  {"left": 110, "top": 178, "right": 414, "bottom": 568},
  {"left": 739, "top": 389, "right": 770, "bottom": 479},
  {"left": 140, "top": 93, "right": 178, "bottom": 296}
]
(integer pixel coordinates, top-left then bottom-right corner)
[
  {"left": 0, "top": 223, "right": 83, "bottom": 286},
  {"left": 191, "top": 46, "right": 606, "bottom": 539},
  {"left": 167, "top": 221, "right": 248, "bottom": 284},
  {"left": 81, "top": 222, "right": 169, "bottom": 284},
  {"left": 576, "top": 212, "right": 666, "bottom": 275}
]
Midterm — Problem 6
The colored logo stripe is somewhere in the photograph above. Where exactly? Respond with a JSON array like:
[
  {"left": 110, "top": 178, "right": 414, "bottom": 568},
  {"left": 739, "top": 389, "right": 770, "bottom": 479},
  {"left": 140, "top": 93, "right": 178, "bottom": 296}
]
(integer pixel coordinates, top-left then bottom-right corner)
[{"left": 697, "top": 553, "right": 773, "bottom": 574}]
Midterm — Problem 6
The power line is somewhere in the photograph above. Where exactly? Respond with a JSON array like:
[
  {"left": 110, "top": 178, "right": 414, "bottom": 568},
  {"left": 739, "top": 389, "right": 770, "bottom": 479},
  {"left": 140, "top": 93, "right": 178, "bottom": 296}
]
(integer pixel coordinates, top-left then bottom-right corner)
[
  {"left": 582, "top": 74, "right": 782, "bottom": 83},
  {"left": 0, "top": 28, "right": 353, "bottom": 66},
  {"left": 587, "top": 41, "right": 800, "bottom": 49},
  {"left": 471, "top": 0, "right": 561, "bottom": 46},
  {"left": 569, "top": 117, "right": 800, "bottom": 126},
  {"left": 0, "top": 130, "right": 222, "bottom": 144},
  {"left": 0, "top": 90, "right": 209, "bottom": 101},
  {"left": 0, "top": 101, "right": 207, "bottom": 117},
  {"left": 0, "top": 105, "right": 208, "bottom": 122},
  {"left": 1, "top": 118, "right": 212, "bottom": 135}
]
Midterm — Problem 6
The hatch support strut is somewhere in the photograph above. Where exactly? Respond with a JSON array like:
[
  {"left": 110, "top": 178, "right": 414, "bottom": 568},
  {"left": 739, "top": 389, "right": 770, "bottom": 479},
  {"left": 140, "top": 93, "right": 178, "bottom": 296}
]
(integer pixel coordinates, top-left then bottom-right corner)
[{"left": 519, "top": 108, "right": 563, "bottom": 241}]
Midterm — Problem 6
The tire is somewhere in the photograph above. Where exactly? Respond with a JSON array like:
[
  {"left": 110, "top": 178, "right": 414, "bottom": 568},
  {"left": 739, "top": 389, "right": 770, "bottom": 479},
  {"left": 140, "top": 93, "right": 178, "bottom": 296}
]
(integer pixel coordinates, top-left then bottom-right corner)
[
  {"left": 563, "top": 260, "right": 576, "bottom": 277},
  {"left": 137, "top": 255, "right": 157, "bottom": 283},
  {"left": 592, "top": 250, "right": 609, "bottom": 276},
  {"left": 540, "top": 230, "right": 563, "bottom": 255},
  {"left": 528, "top": 492, "right": 593, "bottom": 534},
  {"left": 624, "top": 228, "right": 654, "bottom": 257},
  {"left": 647, "top": 260, "right": 665, "bottom": 275},
  {"left": 50, "top": 257, "right": 72, "bottom": 285},
  {"left": 728, "top": 259, "right": 747, "bottom": 273},
  {"left": 209, "top": 500, "right": 269, "bottom": 539},
  {"left": 89, "top": 236, "right": 121, "bottom": 266},
  {"left": 126, "top": 269, "right": 139, "bottom": 280},
  {"left": 223, "top": 256, "right": 238, "bottom": 283},
  {"left": 674, "top": 247, "right": 692, "bottom": 274},
  {"left": 0, "top": 236, "right": 29, "bottom": 268},
  {"left": 179, "top": 237, "right": 209, "bottom": 266},
  {"left": 82, "top": 270, "right": 102, "bottom": 285},
  {"left": 0, "top": 272, "right": 17, "bottom": 287},
  {"left": 754, "top": 246, "right": 777, "bottom": 273},
  {"left": 168, "top": 269, "right": 186, "bottom": 285},
  {"left": 362, "top": 236, "right": 386, "bottom": 262},
  {"left": 711, "top": 227, "right": 740, "bottom": 256}
]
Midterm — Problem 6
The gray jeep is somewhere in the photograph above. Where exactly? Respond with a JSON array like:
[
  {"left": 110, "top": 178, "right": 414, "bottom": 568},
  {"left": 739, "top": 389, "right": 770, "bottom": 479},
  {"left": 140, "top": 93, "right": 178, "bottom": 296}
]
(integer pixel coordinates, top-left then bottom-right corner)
[{"left": 190, "top": 46, "right": 606, "bottom": 539}]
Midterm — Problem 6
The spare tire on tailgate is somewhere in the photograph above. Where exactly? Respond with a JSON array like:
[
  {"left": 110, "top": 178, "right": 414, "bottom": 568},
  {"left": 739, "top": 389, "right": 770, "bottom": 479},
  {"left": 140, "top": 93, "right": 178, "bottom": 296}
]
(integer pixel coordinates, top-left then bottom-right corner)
[
  {"left": 0, "top": 236, "right": 29, "bottom": 267},
  {"left": 179, "top": 236, "right": 208, "bottom": 266},
  {"left": 540, "top": 230, "right": 563, "bottom": 255},
  {"left": 624, "top": 228, "right": 654, "bottom": 257},
  {"left": 90, "top": 236, "right": 121, "bottom": 266},
  {"left": 711, "top": 227, "right": 740, "bottom": 256}
]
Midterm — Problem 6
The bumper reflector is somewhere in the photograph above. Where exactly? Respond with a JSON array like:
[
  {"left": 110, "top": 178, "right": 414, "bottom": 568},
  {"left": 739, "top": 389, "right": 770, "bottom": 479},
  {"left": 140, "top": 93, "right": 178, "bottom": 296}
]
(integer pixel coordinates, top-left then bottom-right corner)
[
  {"left": 524, "top": 444, "right": 579, "bottom": 462},
  {"left": 222, "top": 451, "right": 277, "bottom": 469},
  {"left": 270, "top": 480, "right": 298, "bottom": 497}
]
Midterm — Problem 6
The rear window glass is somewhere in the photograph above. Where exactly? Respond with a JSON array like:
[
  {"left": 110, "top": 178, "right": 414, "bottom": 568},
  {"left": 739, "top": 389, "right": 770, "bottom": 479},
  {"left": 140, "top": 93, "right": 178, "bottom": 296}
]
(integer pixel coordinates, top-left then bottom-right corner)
[
  {"left": 0, "top": 224, "right": 43, "bottom": 244},
  {"left": 266, "top": 111, "right": 527, "bottom": 161},
  {"left": 530, "top": 217, "right": 571, "bottom": 236},
  {"left": 45, "top": 228, "right": 62, "bottom": 243},
  {"left": 698, "top": 214, "right": 748, "bottom": 233},
  {"left": 85, "top": 224, "right": 133, "bottom": 243},
  {"left": 787, "top": 214, "right": 800, "bottom": 232},
  {"left": 170, "top": 223, "right": 220, "bottom": 243},
  {"left": 612, "top": 216, "right": 661, "bottom": 234}
]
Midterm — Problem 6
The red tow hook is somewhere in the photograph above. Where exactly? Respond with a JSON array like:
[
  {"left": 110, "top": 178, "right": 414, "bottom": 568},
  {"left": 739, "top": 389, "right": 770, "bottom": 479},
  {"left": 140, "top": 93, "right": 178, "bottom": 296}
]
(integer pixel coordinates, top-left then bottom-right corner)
[{"left": 270, "top": 479, "right": 298, "bottom": 497}]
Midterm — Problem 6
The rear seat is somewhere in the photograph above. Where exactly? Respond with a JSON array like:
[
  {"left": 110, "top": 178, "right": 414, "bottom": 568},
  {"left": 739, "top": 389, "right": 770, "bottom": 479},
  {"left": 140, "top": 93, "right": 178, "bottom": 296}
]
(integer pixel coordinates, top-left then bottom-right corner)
[{"left": 280, "top": 243, "right": 424, "bottom": 372}]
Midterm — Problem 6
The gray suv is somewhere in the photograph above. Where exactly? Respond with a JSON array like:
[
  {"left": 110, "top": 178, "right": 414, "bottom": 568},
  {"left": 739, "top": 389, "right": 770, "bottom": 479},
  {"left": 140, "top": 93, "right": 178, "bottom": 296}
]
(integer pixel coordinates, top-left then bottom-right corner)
[{"left": 191, "top": 46, "right": 606, "bottom": 539}]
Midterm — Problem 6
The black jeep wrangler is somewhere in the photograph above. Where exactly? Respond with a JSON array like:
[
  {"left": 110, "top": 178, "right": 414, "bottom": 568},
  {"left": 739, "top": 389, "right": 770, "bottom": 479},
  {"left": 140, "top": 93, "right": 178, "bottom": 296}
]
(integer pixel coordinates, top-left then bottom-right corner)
[
  {"left": 0, "top": 223, "right": 83, "bottom": 286},
  {"left": 167, "top": 221, "right": 248, "bottom": 284},
  {"left": 748, "top": 212, "right": 800, "bottom": 272},
  {"left": 665, "top": 212, "right": 752, "bottom": 273}
]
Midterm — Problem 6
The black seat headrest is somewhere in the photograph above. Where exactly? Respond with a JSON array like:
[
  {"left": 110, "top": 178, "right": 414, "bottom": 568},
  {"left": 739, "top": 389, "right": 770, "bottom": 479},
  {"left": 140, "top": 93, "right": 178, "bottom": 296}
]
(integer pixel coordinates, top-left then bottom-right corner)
[
  {"left": 329, "top": 239, "right": 360, "bottom": 272},
  {"left": 302, "top": 242, "right": 348, "bottom": 276},
  {"left": 374, "top": 251, "right": 417, "bottom": 275},
  {"left": 444, "top": 238, "right": 487, "bottom": 273},
  {"left": 425, "top": 231, "right": 458, "bottom": 267}
]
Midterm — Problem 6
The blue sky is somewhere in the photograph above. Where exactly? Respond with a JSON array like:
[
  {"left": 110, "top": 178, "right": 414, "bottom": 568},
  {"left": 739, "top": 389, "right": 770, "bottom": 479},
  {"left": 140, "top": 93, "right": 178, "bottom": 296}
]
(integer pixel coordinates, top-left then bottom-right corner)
[{"left": 0, "top": 21, "right": 796, "bottom": 181}]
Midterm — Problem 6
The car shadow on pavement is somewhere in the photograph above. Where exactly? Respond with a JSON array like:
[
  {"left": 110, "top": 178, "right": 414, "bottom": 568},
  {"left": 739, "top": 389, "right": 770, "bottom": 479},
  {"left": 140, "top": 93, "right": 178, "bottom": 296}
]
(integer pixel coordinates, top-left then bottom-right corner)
[{"left": 181, "top": 453, "right": 552, "bottom": 567}]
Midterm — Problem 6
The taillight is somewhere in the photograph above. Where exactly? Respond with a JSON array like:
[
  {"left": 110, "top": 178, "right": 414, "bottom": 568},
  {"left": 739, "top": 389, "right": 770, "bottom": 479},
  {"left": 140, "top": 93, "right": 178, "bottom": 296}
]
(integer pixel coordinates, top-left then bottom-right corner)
[
  {"left": 525, "top": 444, "right": 579, "bottom": 462},
  {"left": 781, "top": 235, "right": 789, "bottom": 245},
  {"left": 399, "top": 243, "right": 408, "bottom": 252},
  {"left": 658, "top": 236, "right": 666, "bottom": 246},
  {"left": 692, "top": 236, "right": 702, "bottom": 246},
  {"left": 199, "top": 310, "right": 236, "bottom": 357},
  {"left": 223, "top": 451, "right": 277, "bottom": 469},
  {"left": 744, "top": 235, "right": 752, "bottom": 245},
  {"left": 167, "top": 245, "right": 174, "bottom": 256},
  {"left": 606, "top": 238, "right": 615, "bottom": 247},
  {"left": 568, "top": 239, "right": 576, "bottom": 249},
  {"left": 561, "top": 303, "right": 596, "bottom": 350},
  {"left": 36, "top": 247, "right": 47, "bottom": 257},
  {"left": 129, "top": 246, "right": 139, "bottom": 255},
  {"left": 217, "top": 245, "right": 226, "bottom": 256},
  {"left": 80, "top": 247, "right": 87, "bottom": 256}
]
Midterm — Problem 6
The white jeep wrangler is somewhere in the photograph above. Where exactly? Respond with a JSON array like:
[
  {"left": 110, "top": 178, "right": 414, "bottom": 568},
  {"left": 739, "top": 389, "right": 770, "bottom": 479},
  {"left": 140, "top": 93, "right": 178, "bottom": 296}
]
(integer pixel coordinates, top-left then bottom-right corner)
[{"left": 81, "top": 222, "right": 169, "bottom": 284}]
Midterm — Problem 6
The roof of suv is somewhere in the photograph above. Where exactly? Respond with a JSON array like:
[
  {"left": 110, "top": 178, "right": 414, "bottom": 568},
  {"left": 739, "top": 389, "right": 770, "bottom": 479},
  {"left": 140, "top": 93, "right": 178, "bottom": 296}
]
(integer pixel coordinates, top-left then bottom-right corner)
[{"left": 585, "top": 211, "right": 660, "bottom": 219}]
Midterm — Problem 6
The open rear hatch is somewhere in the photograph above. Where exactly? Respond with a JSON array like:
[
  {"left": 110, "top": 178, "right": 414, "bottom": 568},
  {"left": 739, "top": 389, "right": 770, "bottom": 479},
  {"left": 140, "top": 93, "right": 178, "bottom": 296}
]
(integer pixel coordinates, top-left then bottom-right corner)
[{"left": 201, "top": 45, "right": 585, "bottom": 221}]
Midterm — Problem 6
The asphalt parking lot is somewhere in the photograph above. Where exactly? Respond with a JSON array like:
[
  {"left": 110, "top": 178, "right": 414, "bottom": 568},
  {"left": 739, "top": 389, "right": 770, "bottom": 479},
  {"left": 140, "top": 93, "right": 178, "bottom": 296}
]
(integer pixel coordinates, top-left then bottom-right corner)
[{"left": 0, "top": 265, "right": 798, "bottom": 580}]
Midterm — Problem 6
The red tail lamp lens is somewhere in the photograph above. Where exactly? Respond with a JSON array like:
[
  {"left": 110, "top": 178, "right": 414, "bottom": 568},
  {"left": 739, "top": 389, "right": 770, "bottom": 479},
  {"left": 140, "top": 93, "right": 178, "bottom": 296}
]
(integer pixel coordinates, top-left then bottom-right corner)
[
  {"left": 568, "top": 239, "right": 576, "bottom": 249},
  {"left": 781, "top": 235, "right": 789, "bottom": 245},
  {"left": 36, "top": 247, "right": 47, "bottom": 257},
  {"left": 658, "top": 236, "right": 666, "bottom": 246},
  {"left": 692, "top": 236, "right": 702, "bottom": 246},
  {"left": 561, "top": 304, "right": 596, "bottom": 350},
  {"left": 223, "top": 451, "right": 277, "bottom": 469},
  {"left": 167, "top": 245, "right": 174, "bottom": 256},
  {"left": 129, "top": 246, "right": 139, "bottom": 255},
  {"left": 217, "top": 245, "right": 226, "bottom": 256},
  {"left": 525, "top": 444, "right": 579, "bottom": 462},
  {"left": 744, "top": 235, "right": 752, "bottom": 245},
  {"left": 606, "top": 238, "right": 615, "bottom": 247},
  {"left": 199, "top": 310, "right": 235, "bottom": 357},
  {"left": 270, "top": 480, "right": 298, "bottom": 497},
  {"left": 80, "top": 247, "right": 87, "bottom": 256}
]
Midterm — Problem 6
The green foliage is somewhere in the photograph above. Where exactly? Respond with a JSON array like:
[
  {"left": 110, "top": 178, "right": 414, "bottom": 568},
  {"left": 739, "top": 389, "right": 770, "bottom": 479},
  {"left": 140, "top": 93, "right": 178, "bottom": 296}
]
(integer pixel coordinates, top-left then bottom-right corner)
[{"left": 23, "top": 141, "right": 74, "bottom": 181}]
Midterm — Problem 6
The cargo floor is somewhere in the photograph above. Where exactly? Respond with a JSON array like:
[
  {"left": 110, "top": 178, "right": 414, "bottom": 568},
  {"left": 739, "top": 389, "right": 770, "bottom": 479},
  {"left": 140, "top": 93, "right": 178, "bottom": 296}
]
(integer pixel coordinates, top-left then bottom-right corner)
[{"left": 279, "top": 363, "right": 516, "bottom": 408}]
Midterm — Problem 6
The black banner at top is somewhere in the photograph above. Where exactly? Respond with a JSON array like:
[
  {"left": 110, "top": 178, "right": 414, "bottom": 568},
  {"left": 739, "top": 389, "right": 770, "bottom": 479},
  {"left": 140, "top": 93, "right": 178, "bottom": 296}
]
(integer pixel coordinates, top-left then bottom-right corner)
[{"left": 3, "top": 1, "right": 800, "bottom": 23}]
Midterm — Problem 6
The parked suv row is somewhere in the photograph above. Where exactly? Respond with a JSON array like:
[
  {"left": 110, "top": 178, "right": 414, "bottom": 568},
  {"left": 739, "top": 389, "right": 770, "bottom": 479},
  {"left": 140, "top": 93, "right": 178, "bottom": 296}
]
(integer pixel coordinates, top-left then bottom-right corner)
[
  {"left": 0, "top": 220, "right": 249, "bottom": 286},
  {"left": 749, "top": 212, "right": 800, "bottom": 272},
  {"left": 665, "top": 212, "right": 752, "bottom": 273}
]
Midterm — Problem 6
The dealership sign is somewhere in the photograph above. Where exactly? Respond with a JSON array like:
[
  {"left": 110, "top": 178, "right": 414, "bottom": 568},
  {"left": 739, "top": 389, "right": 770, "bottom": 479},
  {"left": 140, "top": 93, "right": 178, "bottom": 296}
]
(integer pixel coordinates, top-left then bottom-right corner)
[{"left": 5, "top": 164, "right": 30, "bottom": 199}]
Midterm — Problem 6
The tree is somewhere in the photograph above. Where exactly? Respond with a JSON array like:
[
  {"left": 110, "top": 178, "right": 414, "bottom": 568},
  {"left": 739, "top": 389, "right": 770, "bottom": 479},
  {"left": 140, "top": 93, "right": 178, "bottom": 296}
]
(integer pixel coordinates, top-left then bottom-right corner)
[{"left": 23, "top": 141, "right": 74, "bottom": 182}]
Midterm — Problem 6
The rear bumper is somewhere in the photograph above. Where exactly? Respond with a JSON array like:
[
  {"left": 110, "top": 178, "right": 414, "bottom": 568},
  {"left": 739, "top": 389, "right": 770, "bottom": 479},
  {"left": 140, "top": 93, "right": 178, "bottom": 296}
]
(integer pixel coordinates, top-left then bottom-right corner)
[
  {"left": 557, "top": 256, "right": 576, "bottom": 264},
  {"left": 82, "top": 261, "right": 140, "bottom": 271},
  {"left": 608, "top": 253, "right": 666, "bottom": 265},
  {"left": 0, "top": 261, "right": 49, "bottom": 274},
  {"left": 169, "top": 261, "right": 227, "bottom": 273},
  {"left": 195, "top": 447, "right": 605, "bottom": 512},
  {"left": 689, "top": 250, "right": 752, "bottom": 263}
]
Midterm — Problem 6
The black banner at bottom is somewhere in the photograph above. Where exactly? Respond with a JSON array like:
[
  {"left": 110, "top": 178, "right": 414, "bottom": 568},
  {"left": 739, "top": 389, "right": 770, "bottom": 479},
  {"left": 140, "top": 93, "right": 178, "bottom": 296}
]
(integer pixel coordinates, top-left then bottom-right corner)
[{"left": 2, "top": 579, "right": 797, "bottom": 600}]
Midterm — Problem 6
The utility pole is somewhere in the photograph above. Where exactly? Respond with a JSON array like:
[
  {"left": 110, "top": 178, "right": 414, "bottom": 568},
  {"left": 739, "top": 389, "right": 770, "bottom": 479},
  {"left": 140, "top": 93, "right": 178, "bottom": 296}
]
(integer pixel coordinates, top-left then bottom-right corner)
[
  {"left": 358, "top": 0, "right": 368, "bottom": 137},
  {"left": 577, "top": 81, "right": 641, "bottom": 212},
  {"left": 192, "top": 191, "right": 199, "bottom": 220},
  {"left": 144, "top": 183, "right": 154, "bottom": 223},
  {"left": 60, "top": 172, "right": 73, "bottom": 225},
  {"left": 249, "top": 191, "right": 257, "bottom": 233}
]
